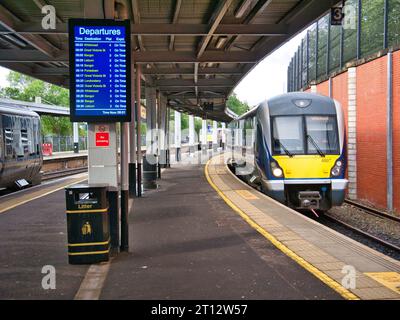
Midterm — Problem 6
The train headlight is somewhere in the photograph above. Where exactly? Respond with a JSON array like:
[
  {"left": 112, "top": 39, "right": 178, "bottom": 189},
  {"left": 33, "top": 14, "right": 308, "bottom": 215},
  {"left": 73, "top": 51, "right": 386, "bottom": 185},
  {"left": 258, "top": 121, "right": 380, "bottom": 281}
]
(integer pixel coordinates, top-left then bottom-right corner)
[
  {"left": 331, "top": 167, "right": 341, "bottom": 176},
  {"left": 330, "top": 160, "right": 342, "bottom": 177},
  {"left": 272, "top": 168, "right": 283, "bottom": 177},
  {"left": 292, "top": 99, "right": 312, "bottom": 108}
]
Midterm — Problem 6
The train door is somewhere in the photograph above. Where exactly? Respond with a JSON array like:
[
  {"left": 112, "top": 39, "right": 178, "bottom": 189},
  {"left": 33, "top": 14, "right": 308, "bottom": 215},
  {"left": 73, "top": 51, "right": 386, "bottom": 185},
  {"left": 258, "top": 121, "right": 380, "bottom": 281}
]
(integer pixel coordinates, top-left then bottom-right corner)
[
  {"left": 25, "top": 117, "right": 35, "bottom": 180},
  {"left": 2, "top": 114, "right": 16, "bottom": 185},
  {"left": 15, "top": 116, "right": 30, "bottom": 182},
  {"left": 28, "top": 117, "right": 42, "bottom": 183}
]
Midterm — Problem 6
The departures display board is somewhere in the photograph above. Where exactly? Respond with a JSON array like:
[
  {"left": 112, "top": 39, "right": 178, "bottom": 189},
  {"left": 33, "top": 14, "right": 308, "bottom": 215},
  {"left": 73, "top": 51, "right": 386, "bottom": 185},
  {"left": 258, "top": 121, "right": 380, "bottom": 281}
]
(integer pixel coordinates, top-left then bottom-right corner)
[{"left": 69, "top": 19, "right": 131, "bottom": 122}]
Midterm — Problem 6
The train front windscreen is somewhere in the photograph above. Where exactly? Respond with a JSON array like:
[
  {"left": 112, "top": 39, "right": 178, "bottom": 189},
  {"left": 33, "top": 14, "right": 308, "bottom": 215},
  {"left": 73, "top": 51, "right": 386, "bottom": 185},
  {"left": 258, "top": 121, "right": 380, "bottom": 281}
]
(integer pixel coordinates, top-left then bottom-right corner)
[{"left": 272, "top": 115, "right": 339, "bottom": 156}]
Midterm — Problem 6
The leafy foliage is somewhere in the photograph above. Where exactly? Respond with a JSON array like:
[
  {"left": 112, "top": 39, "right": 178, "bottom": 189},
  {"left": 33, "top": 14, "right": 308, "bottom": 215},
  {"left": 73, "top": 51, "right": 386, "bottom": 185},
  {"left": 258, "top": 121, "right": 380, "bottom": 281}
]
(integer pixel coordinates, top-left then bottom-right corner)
[
  {"left": 226, "top": 93, "right": 250, "bottom": 116},
  {"left": 0, "top": 71, "right": 71, "bottom": 136}
]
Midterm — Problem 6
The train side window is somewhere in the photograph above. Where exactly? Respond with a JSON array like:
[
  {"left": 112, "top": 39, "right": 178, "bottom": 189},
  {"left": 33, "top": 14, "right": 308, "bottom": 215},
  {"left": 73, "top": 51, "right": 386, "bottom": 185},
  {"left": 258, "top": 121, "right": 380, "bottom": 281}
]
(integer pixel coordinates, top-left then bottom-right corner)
[
  {"left": 21, "top": 129, "right": 29, "bottom": 154},
  {"left": 4, "top": 128, "right": 14, "bottom": 159}
]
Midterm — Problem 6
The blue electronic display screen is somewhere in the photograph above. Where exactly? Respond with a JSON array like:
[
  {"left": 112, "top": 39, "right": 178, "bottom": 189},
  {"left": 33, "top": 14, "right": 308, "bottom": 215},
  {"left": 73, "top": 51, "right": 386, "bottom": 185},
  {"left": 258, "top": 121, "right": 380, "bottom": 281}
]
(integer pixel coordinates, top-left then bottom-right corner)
[{"left": 69, "top": 19, "right": 131, "bottom": 122}]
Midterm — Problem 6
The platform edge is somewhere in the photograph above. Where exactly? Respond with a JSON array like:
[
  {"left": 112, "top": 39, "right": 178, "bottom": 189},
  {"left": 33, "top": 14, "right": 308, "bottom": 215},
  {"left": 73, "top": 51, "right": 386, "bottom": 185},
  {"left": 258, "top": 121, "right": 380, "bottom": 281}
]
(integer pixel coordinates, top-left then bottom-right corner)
[{"left": 204, "top": 157, "right": 360, "bottom": 301}]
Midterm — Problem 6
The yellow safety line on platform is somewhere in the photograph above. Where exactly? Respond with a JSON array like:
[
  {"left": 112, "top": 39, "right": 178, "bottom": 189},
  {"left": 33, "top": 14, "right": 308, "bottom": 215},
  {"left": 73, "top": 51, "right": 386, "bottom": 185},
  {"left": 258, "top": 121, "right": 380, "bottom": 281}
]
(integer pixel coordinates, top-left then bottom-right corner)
[
  {"left": 204, "top": 158, "right": 360, "bottom": 301},
  {"left": 0, "top": 176, "right": 87, "bottom": 214}
]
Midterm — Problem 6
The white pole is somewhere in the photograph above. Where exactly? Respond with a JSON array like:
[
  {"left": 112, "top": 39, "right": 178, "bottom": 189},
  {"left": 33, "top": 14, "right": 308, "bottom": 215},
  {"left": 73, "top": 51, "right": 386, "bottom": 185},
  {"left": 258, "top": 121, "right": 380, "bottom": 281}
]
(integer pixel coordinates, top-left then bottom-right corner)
[
  {"left": 174, "top": 111, "right": 181, "bottom": 161},
  {"left": 73, "top": 122, "right": 79, "bottom": 153}
]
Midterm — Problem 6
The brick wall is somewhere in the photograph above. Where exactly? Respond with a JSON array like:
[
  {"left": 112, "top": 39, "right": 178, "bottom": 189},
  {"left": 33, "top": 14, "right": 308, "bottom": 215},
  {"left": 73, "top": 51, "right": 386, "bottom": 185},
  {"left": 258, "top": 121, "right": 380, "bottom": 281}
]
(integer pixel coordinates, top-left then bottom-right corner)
[
  {"left": 393, "top": 51, "right": 400, "bottom": 212},
  {"left": 303, "top": 54, "right": 398, "bottom": 212},
  {"left": 332, "top": 72, "right": 349, "bottom": 183},
  {"left": 356, "top": 56, "right": 388, "bottom": 209},
  {"left": 332, "top": 72, "right": 348, "bottom": 129},
  {"left": 316, "top": 80, "right": 329, "bottom": 96}
]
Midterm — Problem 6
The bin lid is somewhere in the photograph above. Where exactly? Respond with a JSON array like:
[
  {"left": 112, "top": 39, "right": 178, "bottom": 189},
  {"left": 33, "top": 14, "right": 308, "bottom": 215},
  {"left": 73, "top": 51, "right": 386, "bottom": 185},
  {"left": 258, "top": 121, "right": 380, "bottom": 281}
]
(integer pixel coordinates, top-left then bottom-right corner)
[{"left": 65, "top": 183, "right": 109, "bottom": 191}]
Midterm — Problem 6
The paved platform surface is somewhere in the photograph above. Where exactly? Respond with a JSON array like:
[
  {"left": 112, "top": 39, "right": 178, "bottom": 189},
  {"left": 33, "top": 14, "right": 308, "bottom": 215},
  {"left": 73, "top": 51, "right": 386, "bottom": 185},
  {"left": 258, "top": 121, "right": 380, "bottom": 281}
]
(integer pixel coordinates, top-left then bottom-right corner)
[
  {"left": 100, "top": 161, "right": 341, "bottom": 299},
  {"left": 43, "top": 151, "right": 88, "bottom": 161},
  {"left": 2, "top": 152, "right": 399, "bottom": 300},
  {"left": 205, "top": 154, "right": 400, "bottom": 300},
  {"left": 0, "top": 173, "right": 89, "bottom": 299}
]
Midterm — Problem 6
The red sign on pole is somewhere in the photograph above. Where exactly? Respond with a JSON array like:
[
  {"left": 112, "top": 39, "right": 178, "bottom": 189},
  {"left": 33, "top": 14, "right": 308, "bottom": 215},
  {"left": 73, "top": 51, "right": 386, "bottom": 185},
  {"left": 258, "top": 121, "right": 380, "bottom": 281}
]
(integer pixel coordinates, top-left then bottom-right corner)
[{"left": 95, "top": 132, "right": 110, "bottom": 147}]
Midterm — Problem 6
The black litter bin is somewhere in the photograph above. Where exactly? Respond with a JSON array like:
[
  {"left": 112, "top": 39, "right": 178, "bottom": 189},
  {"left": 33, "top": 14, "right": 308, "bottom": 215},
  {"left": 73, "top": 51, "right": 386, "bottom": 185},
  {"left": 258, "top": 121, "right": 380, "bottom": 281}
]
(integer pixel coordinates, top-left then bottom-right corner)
[{"left": 65, "top": 184, "right": 110, "bottom": 264}]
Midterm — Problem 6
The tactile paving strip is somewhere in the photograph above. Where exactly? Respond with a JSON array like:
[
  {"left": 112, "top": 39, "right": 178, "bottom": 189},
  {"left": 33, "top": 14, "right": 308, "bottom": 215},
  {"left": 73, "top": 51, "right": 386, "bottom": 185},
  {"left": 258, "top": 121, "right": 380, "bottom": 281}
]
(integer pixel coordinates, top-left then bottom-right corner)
[{"left": 206, "top": 154, "right": 400, "bottom": 300}]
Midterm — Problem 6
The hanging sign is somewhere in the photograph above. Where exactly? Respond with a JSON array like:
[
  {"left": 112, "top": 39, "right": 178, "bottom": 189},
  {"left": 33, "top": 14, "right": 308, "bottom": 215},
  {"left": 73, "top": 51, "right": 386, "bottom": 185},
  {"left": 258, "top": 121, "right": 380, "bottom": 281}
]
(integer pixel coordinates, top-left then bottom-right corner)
[
  {"left": 331, "top": 7, "right": 344, "bottom": 25},
  {"left": 69, "top": 19, "right": 131, "bottom": 122}
]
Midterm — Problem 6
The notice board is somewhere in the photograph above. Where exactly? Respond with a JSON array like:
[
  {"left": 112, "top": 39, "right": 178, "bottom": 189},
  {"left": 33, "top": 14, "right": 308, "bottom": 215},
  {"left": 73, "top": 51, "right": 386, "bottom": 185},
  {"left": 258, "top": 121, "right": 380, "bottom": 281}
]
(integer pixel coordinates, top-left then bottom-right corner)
[{"left": 69, "top": 19, "right": 131, "bottom": 122}]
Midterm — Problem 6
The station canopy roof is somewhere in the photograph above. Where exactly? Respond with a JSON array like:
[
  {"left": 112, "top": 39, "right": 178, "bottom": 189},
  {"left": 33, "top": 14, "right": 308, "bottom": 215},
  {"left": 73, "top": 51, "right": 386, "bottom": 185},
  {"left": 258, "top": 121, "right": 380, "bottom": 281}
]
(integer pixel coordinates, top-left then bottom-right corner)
[{"left": 0, "top": 0, "right": 339, "bottom": 121}]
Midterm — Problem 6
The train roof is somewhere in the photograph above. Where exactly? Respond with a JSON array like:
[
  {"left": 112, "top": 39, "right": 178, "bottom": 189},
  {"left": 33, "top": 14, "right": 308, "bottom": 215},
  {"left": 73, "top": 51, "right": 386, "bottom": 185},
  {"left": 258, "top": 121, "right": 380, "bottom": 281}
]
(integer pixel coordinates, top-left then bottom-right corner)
[
  {"left": 267, "top": 92, "right": 337, "bottom": 116},
  {"left": 234, "top": 92, "right": 337, "bottom": 121},
  {"left": 0, "top": 102, "right": 40, "bottom": 118}
]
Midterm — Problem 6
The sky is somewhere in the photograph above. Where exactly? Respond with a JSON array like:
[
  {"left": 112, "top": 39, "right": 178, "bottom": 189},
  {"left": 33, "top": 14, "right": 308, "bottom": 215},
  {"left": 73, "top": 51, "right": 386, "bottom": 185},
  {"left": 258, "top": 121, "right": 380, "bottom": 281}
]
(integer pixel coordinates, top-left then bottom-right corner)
[
  {"left": 0, "top": 30, "right": 307, "bottom": 105},
  {"left": 233, "top": 29, "right": 307, "bottom": 107},
  {"left": 0, "top": 66, "right": 9, "bottom": 87}
]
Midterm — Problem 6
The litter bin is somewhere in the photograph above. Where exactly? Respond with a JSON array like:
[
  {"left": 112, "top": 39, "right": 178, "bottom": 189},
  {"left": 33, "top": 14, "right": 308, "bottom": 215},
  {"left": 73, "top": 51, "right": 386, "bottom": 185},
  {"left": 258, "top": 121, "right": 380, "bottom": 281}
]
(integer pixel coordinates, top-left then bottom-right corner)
[{"left": 65, "top": 184, "right": 110, "bottom": 264}]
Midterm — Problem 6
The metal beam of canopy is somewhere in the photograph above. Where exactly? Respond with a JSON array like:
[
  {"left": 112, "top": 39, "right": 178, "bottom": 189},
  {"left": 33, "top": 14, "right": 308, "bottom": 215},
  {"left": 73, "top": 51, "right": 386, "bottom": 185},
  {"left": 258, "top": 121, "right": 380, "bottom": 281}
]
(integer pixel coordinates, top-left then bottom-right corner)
[
  {"left": 0, "top": 23, "right": 288, "bottom": 36},
  {"left": 0, "top": 0, "right": 341, "bottom": 122}
]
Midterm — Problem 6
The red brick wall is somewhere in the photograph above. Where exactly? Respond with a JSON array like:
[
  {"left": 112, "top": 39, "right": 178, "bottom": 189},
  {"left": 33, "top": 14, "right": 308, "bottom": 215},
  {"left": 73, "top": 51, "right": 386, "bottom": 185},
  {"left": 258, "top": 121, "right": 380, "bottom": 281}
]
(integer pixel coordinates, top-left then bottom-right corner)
[
  {"left": 331, "top": 72, "right": 349, "bottom": 181},
  {"left": 316, "top": 80, "right": 329, "bottom": 96},
  {"left": 307, "top": 53, "right": 399, "bottom": 212},
  {"left": 332, "top": 72, "right": 349, "bottom": 131},
  {"left": 393, "top": 51, "right": 400, "bottom": 212},
  {"left": 356, "top": 56, "right": 388, "bottom": 209}
]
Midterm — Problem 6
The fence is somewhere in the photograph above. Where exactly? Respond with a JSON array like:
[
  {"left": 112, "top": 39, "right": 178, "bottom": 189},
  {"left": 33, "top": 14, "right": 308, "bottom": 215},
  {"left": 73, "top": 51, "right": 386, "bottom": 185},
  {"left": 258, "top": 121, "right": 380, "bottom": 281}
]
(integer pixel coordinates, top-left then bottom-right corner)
[
  {"left": 287, "top": 0, "right": 400, "bottom": 92},
  {"left": 43, "top": 134, "right": 161, "bottom": 152},
  {"left": 43, "top": 136, "right": 87, "bottom": 152}
]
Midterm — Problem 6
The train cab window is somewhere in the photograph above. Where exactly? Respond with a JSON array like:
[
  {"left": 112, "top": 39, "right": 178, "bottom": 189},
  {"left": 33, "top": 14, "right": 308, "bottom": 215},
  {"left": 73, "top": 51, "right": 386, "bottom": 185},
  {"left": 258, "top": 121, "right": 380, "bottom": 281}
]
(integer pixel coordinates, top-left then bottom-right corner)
[
  {"left": 305, "top": 116, "right": 339, "bottom": 154},
  {"left": 272, "top": 116, "right": 305, "bottom": 155}
]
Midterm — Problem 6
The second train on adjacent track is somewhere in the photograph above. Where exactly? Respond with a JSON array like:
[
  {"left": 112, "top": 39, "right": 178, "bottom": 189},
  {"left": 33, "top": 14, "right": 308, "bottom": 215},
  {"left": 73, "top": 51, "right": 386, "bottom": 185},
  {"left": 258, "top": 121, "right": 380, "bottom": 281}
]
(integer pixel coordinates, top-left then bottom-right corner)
[{"left": 228, "top": 92, "right": 348, "bottom": 211}]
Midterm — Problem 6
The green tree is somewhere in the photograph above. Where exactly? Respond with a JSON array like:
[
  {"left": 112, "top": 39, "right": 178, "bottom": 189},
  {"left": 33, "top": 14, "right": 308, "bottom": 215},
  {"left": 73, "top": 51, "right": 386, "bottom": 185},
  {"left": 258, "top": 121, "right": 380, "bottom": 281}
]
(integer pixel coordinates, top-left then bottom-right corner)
[
  {"left": 226, "top": 93, "right": 250, "bottom": 116},
  {"left": 181, "top": 113, "right": 188, "bottom": 130},
  {"left": 194, "top": 117, "right": 202, "bottom": 136},
  {"left": 0, "top": 71, "right": 71, "bottom": 136}
]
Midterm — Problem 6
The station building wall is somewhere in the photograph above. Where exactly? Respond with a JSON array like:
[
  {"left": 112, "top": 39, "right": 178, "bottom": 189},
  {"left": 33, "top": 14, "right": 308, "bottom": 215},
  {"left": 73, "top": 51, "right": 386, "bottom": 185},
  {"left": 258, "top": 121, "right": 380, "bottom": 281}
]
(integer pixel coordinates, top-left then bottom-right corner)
[{"left": 309, "top": 51, "right": 399, "bottom": 213}]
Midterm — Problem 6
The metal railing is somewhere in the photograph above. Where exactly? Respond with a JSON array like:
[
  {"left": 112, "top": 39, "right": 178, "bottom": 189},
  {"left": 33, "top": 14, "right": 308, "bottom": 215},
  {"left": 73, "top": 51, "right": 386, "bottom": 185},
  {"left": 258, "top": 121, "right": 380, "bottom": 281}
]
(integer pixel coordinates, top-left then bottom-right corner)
[
  {"left": 43, "top": 136, "right": 87, "bottom": 152},
  {"left": 287, "top": 0, "right": 400, "bottom": 92}
]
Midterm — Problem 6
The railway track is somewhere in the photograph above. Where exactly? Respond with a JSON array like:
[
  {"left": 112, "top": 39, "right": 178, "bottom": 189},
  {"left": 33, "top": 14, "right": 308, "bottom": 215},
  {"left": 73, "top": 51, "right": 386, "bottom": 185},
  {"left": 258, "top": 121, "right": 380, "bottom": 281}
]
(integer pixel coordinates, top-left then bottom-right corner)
[
  {"left": 42, "top": 167, "right": 88, "bottom": 181},
  {"left": 0, "top": 167, "right": 88, "bottom": 198},
  {"left": 322, "top": 213, "right": 400, "bottom": 254},
  {"left": 344, "top": 199, "right": 400, "bottom": 223}
]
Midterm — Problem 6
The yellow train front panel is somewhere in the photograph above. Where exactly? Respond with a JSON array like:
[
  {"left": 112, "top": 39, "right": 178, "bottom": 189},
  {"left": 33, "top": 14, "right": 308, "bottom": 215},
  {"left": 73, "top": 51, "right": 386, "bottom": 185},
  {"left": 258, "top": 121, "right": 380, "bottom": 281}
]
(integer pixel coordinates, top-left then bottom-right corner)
[{"left": 273, "top": 155, "right": 340, "bottom": 179}]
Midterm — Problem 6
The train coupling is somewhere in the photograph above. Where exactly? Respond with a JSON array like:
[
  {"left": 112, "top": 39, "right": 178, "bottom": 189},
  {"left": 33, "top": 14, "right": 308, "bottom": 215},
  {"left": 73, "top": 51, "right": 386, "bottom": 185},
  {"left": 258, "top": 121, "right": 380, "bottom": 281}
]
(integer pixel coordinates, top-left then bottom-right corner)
[{"left": 298, "top": 191, "right": 321, "bottom": 209}]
